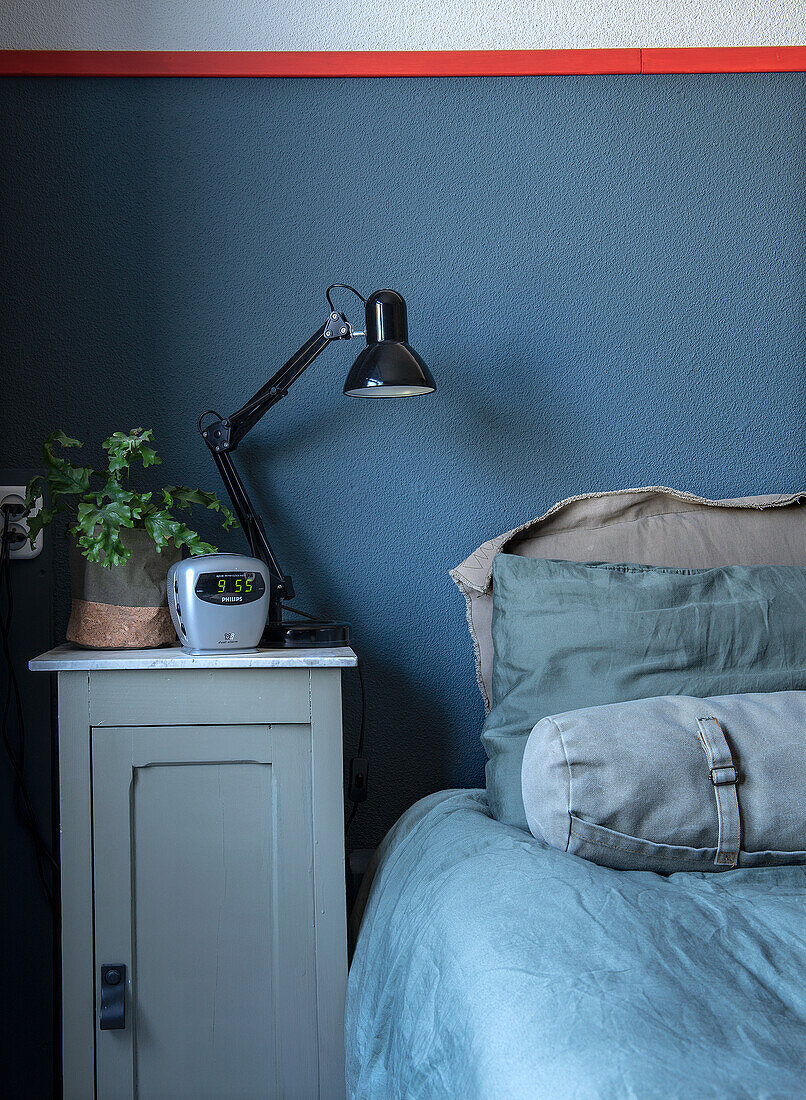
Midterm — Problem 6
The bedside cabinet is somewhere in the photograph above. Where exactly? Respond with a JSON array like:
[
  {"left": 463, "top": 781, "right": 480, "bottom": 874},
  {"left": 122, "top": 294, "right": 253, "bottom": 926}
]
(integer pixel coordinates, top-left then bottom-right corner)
[{"left": 31, "top": 644, "right": 357, "bottom": 1100}]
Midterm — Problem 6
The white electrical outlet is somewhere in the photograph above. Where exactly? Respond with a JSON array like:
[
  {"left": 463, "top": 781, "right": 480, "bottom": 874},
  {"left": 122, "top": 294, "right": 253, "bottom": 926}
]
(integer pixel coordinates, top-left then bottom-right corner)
[{"left": 0, "top": 485, "right": 43, "bottom": 560}]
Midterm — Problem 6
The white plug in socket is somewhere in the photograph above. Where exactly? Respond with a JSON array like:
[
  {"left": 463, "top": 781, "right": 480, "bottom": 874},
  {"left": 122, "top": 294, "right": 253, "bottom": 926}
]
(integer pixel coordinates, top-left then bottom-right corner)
[{"left": 0, "top": 486, "right": 43, "bottom": 560}]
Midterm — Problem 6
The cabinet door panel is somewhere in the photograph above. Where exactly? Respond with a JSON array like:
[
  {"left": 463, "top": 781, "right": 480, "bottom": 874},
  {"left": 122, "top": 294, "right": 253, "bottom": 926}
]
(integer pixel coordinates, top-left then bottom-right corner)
[{"left": 92, "top": 725, "right": 317, "bottom": 1100}]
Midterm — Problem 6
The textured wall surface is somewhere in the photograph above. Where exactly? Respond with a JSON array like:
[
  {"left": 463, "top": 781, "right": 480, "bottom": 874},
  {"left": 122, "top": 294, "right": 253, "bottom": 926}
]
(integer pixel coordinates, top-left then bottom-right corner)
[
  {"left": 1, "top": 75, "right": 805, "bottom": 850},
  {"left": 1, "top": 0, "right": 803, "bottom": 49}
]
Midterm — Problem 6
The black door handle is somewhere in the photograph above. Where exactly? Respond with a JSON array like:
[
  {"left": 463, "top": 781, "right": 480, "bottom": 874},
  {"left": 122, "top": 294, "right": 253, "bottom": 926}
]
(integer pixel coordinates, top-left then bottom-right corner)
[{"left": 100, "top": 964, "right": 126, "bottom": 1030}]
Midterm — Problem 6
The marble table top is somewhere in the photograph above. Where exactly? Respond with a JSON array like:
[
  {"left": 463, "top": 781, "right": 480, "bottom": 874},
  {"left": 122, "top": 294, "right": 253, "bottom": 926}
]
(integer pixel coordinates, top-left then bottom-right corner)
[{"left": 30, "top": 643, "right": 358, "bottom": 672}]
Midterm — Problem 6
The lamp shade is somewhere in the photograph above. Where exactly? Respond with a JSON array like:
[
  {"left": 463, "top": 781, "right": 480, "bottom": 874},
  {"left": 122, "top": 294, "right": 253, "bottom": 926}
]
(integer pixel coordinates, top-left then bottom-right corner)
[{"left": 343, "top": 289, "right": 435, "bottom": 397}]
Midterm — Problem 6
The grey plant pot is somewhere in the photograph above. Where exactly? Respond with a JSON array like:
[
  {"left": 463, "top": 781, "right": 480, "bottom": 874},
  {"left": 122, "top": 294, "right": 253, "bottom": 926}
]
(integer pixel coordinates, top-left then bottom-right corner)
[{"left": 66, "top": 528, "right": 181, "bottom": 649}]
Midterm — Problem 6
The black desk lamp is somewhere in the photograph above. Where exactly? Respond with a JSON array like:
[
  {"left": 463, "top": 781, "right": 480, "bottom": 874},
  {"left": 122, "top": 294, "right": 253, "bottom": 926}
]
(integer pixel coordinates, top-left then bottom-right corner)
[{"left": 199, "top": 285, "right": 435, "bottom": 648}]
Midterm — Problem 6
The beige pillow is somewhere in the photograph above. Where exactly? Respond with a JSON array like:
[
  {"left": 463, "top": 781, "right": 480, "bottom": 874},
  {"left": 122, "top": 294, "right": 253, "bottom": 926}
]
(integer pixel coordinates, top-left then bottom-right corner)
[{"left": 450, "top": 487, "right": 806, "bottom": 713}]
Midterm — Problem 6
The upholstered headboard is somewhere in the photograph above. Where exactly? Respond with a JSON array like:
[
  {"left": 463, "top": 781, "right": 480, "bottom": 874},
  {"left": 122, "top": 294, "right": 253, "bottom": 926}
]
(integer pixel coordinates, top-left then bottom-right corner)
[{"left": 451, "top": 487, "right": 806, "bottom": 712}]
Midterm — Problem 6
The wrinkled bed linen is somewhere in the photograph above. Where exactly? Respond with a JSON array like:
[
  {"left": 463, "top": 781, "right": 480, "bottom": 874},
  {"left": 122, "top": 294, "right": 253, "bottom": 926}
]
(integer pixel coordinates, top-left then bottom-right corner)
[{"left": 346, "top": 790, "right": 806, "bottom": 1099}]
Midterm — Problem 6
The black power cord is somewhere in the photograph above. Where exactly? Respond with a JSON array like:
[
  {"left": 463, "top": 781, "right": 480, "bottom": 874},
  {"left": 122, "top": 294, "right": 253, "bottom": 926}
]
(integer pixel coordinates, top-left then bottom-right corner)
[
  {"left": 0, "top": 505, "right": 58, "bottom": 911},
  {"left": 283, "top": 601, "right": 368, "bottom": 833},
  {"left": 345, "top": 662, "right": 367, "bottom": 835}
]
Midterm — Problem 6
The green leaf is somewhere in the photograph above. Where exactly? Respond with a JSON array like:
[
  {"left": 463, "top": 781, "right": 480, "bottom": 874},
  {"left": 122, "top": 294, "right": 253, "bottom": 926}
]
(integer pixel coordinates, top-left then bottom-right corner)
[
  {"left": 76, "top": 525, "right": 129, "bottom": 568},
  {"left": 162, "top": 485, "right": 238, "bottom": 530},
  {"left": 91, "top": 481, "right": 150, "bottom": 521},
  {"left": 23, "top": 474, "right": 53, "bottom": 549},
  {"left": 144, "top": 509, "right": 217, "bottom": 556},
  {"left": 26, "top": 505, "right": 55, "bottom": 548},
  {"left": 24, "top": 475, "right": 43, "bottom": 513},
  {"left": 41, "top": 431, "right": 95, "bottom": 501},
  {"left": 162, "top": 485, "right": 216, "bottom": 509},
  {"left": 48, "top": 430, "right": 83, "bottom": 450},
  {"left": 70, "top": 497, "right": 136, "bottom": 539},
  {"left": 103, "top": 428, "right": 162, "bottom": 476},
  {"left": 71, "top": 500, "right": 102, "bottom": 536},
  {"left": 143, "top": 509, "right": 178, "bottom": 550},
  {"left": 182, "top": 532, "right": 218, "bottom": 557},
  {"left": 139, "top": 447, "right": 159, "bottom": 468}
]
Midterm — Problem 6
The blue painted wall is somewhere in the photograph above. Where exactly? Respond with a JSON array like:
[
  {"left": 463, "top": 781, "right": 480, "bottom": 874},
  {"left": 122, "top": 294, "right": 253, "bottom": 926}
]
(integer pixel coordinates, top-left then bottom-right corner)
[{"left": 2, "top": 75, "right": 805, "bottom": 850}]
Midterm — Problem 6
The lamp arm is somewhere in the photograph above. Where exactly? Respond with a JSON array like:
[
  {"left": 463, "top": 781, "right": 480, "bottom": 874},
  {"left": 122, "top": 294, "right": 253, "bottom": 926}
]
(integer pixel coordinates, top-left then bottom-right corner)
[
  {"left": 209, "top": 448, "right": 288, "bottom": 593},
  {"left": 199, "top": 314, "right": 354, "bottom": 624},
  {"left": 203, "top": 322, "right": 330, "bottom": 451},
  {"left": 234, "top": 323, "right": 348, "bottom": 446}
]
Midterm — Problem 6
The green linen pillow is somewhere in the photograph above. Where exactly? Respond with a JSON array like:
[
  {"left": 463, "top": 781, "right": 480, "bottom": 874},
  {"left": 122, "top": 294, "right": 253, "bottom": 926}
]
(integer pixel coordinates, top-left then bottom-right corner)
[{"left": 483, "top": 555, "right": 806, "bottom": 830}]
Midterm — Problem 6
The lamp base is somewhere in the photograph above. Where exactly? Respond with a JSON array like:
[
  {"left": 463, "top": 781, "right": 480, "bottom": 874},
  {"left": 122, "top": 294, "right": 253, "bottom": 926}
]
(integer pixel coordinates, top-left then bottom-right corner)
[{"left": 261, "top": 619, "right": 351, "bottom": 649}]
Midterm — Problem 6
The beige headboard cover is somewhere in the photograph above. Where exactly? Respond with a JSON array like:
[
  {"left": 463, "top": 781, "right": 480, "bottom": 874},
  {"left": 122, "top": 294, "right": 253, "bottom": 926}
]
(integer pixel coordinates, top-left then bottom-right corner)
[{"left": 450, "top": 487, "right": 806, "bottom": 713}]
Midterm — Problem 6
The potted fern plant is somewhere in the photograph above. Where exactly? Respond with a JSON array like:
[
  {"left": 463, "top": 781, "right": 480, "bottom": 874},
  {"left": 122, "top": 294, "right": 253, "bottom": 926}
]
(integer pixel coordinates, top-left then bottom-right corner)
[{"left": 26, "top": 428, "right": 236, "bottom": 649}]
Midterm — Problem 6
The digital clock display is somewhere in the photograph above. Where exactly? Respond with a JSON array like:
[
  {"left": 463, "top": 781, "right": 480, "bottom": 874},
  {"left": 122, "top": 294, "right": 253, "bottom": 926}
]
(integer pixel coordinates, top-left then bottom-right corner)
[{"left": 194, "top": 571, "right": 266, "bottom": 606}]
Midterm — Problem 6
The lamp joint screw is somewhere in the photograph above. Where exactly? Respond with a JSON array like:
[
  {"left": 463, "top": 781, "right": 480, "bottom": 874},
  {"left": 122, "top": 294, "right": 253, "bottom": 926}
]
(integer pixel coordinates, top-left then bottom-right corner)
[
  {"left": 340, "top": 327, "right": 347, "bottom": 334},
  {"left": 331, "top": 312, "right": 339, "bottom": 320}
]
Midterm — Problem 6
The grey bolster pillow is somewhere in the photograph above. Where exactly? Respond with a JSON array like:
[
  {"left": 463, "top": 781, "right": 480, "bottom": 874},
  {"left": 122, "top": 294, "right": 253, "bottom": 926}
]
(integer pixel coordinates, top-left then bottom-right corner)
[{"left": 522, "top": 691, "right": 806, "bottom": 873}]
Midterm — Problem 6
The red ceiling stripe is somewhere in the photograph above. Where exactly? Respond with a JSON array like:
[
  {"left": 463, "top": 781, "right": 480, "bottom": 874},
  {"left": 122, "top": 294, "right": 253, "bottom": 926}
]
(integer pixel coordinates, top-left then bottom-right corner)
[
  {"left": 0, "top": 49, "right": 640, "bottom": 76},
  {"left": 0, "top": 46, "right": 803, "bottom": 78},
  {"left": 642, "top": 46, "right": 806, "bottom": 73}
]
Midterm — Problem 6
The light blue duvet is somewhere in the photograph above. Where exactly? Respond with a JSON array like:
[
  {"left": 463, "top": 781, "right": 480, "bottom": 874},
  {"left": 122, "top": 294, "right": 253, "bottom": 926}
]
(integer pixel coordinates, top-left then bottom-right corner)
[{"left": 346, "top": 790, "right": 806, "bottom": 1099}]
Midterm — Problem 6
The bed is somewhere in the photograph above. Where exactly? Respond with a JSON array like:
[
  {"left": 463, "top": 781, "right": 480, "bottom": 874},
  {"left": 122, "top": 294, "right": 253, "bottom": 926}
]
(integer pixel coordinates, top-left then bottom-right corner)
[
  {"left": 346, "top": 789, "right": 806, "bottom": 1098},
  {"left": 346, "top": 489, "right": 806, "bottom": 1098}
]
